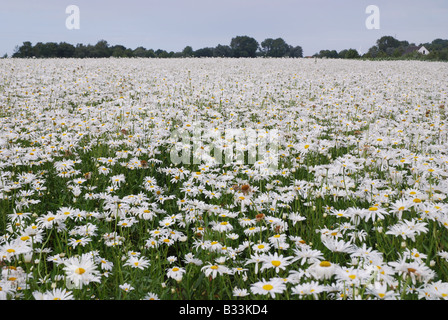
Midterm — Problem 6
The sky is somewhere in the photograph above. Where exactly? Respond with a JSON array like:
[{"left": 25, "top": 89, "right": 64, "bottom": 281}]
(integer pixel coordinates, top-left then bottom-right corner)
[{"left": 0, "top": 0, "right": 447, "bottom": 57}]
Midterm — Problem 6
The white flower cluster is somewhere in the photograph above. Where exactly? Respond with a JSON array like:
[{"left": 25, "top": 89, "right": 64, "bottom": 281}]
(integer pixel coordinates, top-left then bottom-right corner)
[{"left": 0, "top": 57, "right": 447, "bottom": 300}]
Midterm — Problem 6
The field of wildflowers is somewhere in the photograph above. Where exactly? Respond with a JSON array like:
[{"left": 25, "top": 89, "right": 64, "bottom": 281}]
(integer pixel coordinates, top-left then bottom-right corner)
[{"left": 1, "top": 57, "right": 448, "bottom": 300}]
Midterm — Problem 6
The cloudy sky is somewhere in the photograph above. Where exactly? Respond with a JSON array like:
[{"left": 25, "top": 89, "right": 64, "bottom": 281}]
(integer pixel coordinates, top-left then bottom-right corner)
[{"left": 0, "top": 0, "right": 447, "bottom": 56}]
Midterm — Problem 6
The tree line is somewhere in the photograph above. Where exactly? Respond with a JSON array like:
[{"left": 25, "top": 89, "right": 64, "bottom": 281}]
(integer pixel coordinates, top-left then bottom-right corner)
[
  {"left": 314, "top": 36, "right": 448, "bottom": 61},
  {"left": 9, "top": 35, "right": 448, "bottom": 61},
  {"left": 10, "top": 35, "right": 303, "bottom": 59}
]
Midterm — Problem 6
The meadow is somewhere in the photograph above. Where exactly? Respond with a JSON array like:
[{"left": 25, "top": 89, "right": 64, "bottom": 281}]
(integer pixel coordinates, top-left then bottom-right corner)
[{"left": 1, "top": 57, "right": 448, "bottom": 300}]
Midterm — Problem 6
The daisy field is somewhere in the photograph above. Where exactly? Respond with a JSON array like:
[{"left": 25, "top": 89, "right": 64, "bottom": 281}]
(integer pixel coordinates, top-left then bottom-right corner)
[{"left": 1, "top": 57, "right": 448, "bottom": 300}]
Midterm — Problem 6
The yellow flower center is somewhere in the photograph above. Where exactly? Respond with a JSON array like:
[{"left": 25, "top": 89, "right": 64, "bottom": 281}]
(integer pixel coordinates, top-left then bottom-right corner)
[
  {"left": 75, "top": 268, "right": 86, "bottom": 275},
  {"left": 271, "top": 260, "right": 281, "bottom": 267},
  {"left": 262, "top": 284, "right": 274, "bottom": 291},
  {"left": 319, "top": 261, "right": 332, "bottom": 267}
]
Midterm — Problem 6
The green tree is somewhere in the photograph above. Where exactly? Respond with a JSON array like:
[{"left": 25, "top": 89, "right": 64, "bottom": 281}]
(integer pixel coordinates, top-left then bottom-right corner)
[
  {"left": 194, "top": 47, "right": 214, "bottom": 57},
  {"left": 57, "top": 42, "right": 76, "bottom": 58},
  {"left": 261, "top": 38, "right": 290, "bottom": 57},
  {"left": 182, "top": 46, "right": 194, "bottom": 57},
  {"left": 338, "top": 49, "right": 348, "bottom": 59},
  {"left": 315, "top": 50, "right": 338, "bottom": 58},
  {"left": 92, "top": 40, "right": 110, "bottom": 58},
  {"left": 133, "top": 46, "right": 148, "bottom": 57},
  {"left": 438, "top": 48, "right": 448, "bottom": 61},
  {"left": 365, "top": 45, "right": 380, "bottom": 58},
  {"left": 270, "top": 38, "right": 290, "bottom": 57},
  {"left": 155, "top": 49, "right": 169, "bottom": 58},
  {"left": 145, "top": 49, "right": 156, "bottom": 58},
  {"left": 13, "top": 41, "right": 33, "bottom": 57},
  {"left": 260, "top": 38, "right": 274, "bottom": 56},
  {"left": 288, "top": 45, "right": 303, "bottom": 58},
  {"left": 427, "top": 39, "right": 448, "bottom": 51},
  {"left": 74, "top": 44, "right": 90, "bottom": 58},
  {"left": 344, "top": 49, "right": 360, "bottom": 59},
  {"left": 111, "top": 45, "right": 128, "bottom": 57},
  {"left": 230, "top": 36, "right": 259, "bottom": 58},
  {"left": 213, "top": 44, "right": 232, "bottom": 57},
  {"left": 392, "top": 47, "right": 404, "bottom": 58},
  {"left": 41, "top": 42, "right": 59, "bottom": 58},
  {"left": 32, "top": 42, "right": 46, "bottom": 57},
  {"left": 376, "top": 36, "right": 401, "bottom": 53}
]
